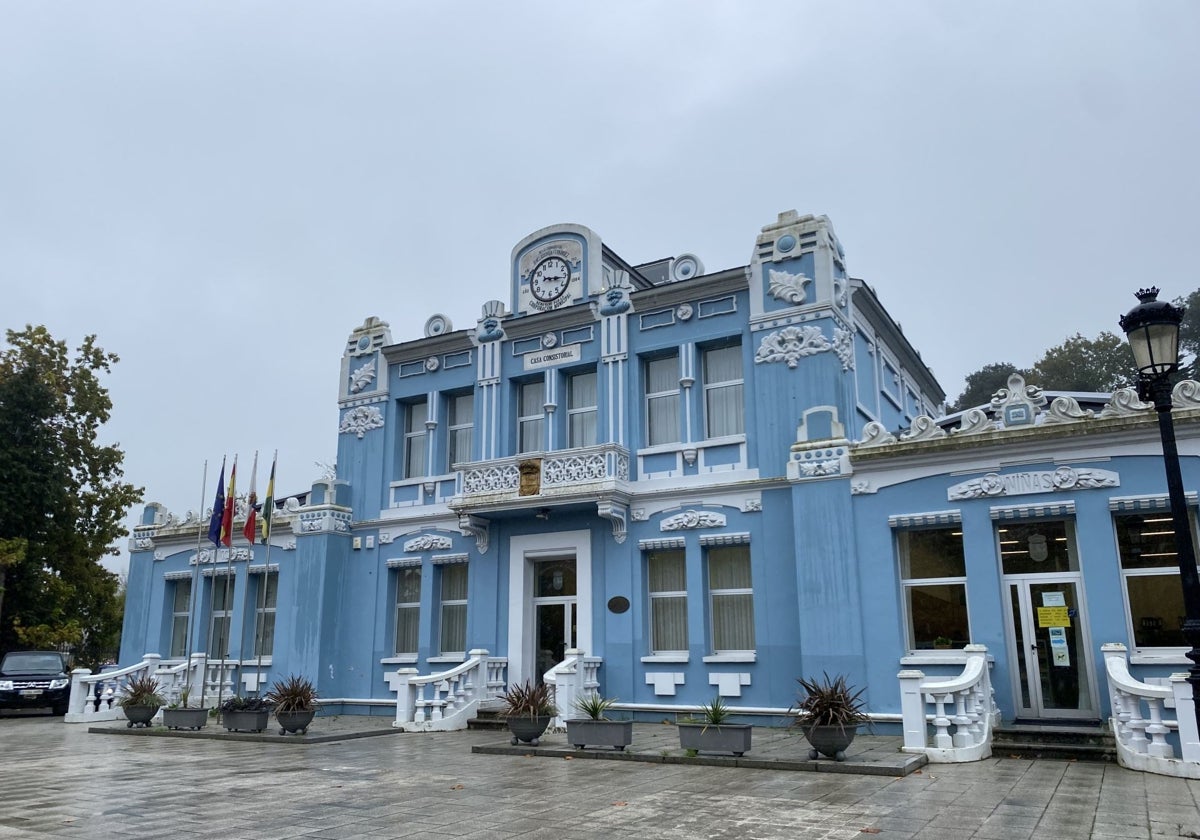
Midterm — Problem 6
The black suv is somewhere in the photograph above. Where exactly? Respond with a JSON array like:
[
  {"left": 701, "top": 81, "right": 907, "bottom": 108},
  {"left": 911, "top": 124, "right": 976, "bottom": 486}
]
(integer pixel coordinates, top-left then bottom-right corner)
[{"left": 0, "top": 651, "right": 71, "bottom": 715}]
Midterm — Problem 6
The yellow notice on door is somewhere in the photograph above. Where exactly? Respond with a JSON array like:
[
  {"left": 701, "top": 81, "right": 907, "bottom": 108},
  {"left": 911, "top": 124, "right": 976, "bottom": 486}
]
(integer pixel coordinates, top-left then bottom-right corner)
[{"left": 1037, "top": 606, "right": 1070, "bottom": 628}]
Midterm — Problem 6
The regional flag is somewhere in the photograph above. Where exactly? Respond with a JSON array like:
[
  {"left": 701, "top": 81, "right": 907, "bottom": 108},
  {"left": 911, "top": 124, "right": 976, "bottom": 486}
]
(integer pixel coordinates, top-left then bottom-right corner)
[
  {"left": 207, "top": 458, "right": 226, "bottom": 546},
  {"left": 242, "top": 452, "right": 258, "bottom": 543},
  {"left": 220, "top": 457, "right": 238, "bottom": 547},
  {"left": 260, "top": 452, "right": 276, "bottom": 544}
]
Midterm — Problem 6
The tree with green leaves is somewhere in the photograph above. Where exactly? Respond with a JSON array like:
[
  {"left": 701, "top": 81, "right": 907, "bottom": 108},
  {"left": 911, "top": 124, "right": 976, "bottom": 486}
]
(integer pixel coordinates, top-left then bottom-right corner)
[
  {"left": 0, "top": 326, "right": 142, "bottom": 667},
  {"left": 1028, "top": 331, "right": 1137, "bottom": 394},
  {"left": 950, "top": 362, "right": 1032, "bottom": 412}
]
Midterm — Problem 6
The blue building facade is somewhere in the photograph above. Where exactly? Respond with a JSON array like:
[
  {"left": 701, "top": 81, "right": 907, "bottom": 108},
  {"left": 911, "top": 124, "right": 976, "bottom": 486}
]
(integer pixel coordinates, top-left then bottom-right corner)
[{"left": 121, "top": 210, "right": 1200, "bottom": 728}]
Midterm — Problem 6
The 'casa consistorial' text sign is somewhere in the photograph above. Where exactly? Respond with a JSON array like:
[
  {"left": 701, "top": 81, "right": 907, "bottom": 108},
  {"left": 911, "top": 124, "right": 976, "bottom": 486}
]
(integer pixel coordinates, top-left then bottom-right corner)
[
  {"left": 947, "top": 466, "right": 1118, "bottom": 501},
  {"left": 524, "top": 344, "right": 581, "bottom": 371}
]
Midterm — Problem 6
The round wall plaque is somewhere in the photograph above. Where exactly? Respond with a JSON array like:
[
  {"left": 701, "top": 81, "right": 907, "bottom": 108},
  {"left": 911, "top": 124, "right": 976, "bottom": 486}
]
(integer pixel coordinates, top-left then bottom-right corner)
[{"left": 607, "top": 595, "right": 630, "bottom": 614}]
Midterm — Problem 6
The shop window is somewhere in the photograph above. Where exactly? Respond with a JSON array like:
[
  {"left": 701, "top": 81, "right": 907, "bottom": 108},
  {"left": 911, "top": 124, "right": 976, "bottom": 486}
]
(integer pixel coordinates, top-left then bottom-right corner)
[
  {"left": 898, "top": 528, "right": 969, "bottom": 650},
  {"left": 1115, "top": 512, "right": 1198, "bottom": 649}
]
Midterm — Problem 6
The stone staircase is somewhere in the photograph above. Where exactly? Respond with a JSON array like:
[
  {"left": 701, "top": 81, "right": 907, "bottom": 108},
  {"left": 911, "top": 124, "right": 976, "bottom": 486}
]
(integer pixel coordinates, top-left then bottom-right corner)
[
  {"left": 466, "top": 709, "right": 508, "bottom": 731},
  {"left": 992, "top": 721, "right": 1116, "bottom": 762}
]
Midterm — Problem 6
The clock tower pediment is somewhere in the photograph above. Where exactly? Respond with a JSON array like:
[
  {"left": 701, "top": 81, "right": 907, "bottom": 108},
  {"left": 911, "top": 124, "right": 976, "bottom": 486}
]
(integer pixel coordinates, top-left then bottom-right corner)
[{"left": 512, "top": 224, "right": 603, "bottom": 316}]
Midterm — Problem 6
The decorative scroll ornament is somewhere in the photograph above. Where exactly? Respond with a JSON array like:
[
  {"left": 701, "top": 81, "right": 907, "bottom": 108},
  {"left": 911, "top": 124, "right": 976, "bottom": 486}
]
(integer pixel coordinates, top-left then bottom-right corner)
[
  {"left": 349, "top": 359, "right": 377, "bottom": 394},
  {"left": 833, "top": 277, "right": 848, "bottom": 309},
  {"left": 899, "top": 416, "right": 947, "bottom": 443},
  {"left": 1098, "top": 387, "right": 1150, "bottom": 418},
  {"left": 1042, "top": 396, "right": 1092, "bottom": 425},
  {"left": 951, "top": 408, "right": 997, "bottom": 437},
  {"left": 767, "top": 268, "right": 811, "bottom": 304},
  {"left": 1174, "top": 380, "right": 1200, "bottom": 410},
  {"left": 856, "top": 421, "right": 897, "bottom": 448},
  {"left": 850, "top": 480, "right": 875, "bottom": 495},
  {"left": 948, "top": 466, "right": 1119, "bottom": 501},
  {"left": 755, "top": 325, "right": 831, "bottom": 369},
  {"left": 378, "top": 533, "right": 395, "bottom": 545},
  {"left": 989, "top": 373, "right": 1046, "bottom": 427},
  {"left": 404, "top": 534, "right": 453, "bottom": 552},
  {"left": 661, "top": 510, "right": 727, "bottom": 531},
  {"left": 832, "top": 327, "right": 854, "bottom": 371},
  {"left": 339, "top": 405, "right": 385, "bottom": 438}
]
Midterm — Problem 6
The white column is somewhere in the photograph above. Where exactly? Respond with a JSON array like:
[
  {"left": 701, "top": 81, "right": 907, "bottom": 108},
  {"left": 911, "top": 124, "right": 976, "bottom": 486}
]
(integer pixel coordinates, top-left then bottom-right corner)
[{"left": 898, "top": 669, "right": 927, "bottom": 751}]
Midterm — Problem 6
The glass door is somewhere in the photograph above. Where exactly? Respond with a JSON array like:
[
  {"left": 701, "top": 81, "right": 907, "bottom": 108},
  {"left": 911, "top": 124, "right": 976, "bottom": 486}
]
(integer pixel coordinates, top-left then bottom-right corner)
[
  {"left": 533, "top": 558, "right": 576, "bottom": 682},
  {"left": 1005, "top": 577, "right": 1098, "bottom": 719}
]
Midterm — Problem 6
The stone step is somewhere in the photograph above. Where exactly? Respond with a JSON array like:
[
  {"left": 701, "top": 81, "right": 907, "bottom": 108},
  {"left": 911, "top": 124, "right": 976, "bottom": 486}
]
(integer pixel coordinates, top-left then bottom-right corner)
[
  {"left": 467, "top": 711, "right": 508, "bottom": 731},
  {"left": 992, "top": 722, "right": 1116, "bottom": 762}
]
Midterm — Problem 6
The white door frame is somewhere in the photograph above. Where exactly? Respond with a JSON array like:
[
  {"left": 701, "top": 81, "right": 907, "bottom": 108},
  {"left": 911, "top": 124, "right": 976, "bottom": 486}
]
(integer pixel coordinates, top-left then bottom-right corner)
[
  {"left": 1002, "top": 572, "right": 1100, "bottom": 719},
  {"left": 507, "top": 530, "right": 592, "bottom": 684}
]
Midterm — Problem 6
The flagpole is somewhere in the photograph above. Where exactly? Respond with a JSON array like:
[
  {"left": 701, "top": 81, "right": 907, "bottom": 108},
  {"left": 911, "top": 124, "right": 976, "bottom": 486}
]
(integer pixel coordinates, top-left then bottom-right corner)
[
  {"left": 240, "top": 451, "right": 260, "bottom": 694},
  {"left": 183, "top": 460, "right": 207, "bottom": 685},
  {"left": 255, "top": 451, "right": 277, "bottom": 691},
  {"left": 216, "top": 456, "right": 237, "bottom": 714},
  {"left": 204, "top": 455, "right": 227, "bottom": 712}
]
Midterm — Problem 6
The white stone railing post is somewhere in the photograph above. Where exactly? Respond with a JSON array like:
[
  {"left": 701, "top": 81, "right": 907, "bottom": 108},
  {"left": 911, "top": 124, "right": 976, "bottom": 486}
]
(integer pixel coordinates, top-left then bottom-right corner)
[
  {"left": 188, "top": 653, "right": 207, "bottom": 704},
  {"left": 1171, "top": 674, "right": 1200, "bottom": 764},
  {"left": 392, "top": 668, "right": 418, "bottom": 728},
  {"left": 898, "top": 669, "right": 928, "bottom": 751},
  {"left": 65, "top": 652, "right": 162, "bottom": 723},
  {"left": 897, "top": 645, "right": 993, "bottom": 762},
  {"left": 68, "top": 668, "right": 93, "bottom": 717}
]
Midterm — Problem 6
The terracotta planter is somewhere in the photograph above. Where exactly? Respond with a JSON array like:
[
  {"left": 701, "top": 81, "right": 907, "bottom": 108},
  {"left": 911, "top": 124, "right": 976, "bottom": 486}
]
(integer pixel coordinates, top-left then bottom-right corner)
[
  {"left": 162, "top": 707, "right": 208, "bottom": 731},
  {"left": 677, "top": 722, "right": 752, "bottom": 756},
  {"left": 566, "top": 718, "right": 633, "bottom": 751},
  {"left": 222, "top": 709, "right": 270, "bottom": 732},
  {"left": 506, "top": 715, "right": 552, "bottom": 746},
  {"left": 122, "top": 704, "right": 159, "bottom": 729},
  {"left": 803, "top": 724, "right": 858, "bottom": 761},
  {"left": 276, "top": 709, "right": 316, "bottom": 735}
]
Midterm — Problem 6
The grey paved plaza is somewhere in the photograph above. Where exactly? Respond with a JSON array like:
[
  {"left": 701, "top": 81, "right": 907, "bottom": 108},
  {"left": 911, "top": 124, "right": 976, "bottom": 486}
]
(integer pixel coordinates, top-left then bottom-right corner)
[{"left": 3, "top": 713, "right": 1200, "bottom": 839}]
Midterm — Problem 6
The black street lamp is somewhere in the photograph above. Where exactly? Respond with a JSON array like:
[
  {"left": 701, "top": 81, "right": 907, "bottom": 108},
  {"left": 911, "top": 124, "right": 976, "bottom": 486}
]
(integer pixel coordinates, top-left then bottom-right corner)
[{"left": 1120, "top": 287, "right": 1200, "bottom": 736}]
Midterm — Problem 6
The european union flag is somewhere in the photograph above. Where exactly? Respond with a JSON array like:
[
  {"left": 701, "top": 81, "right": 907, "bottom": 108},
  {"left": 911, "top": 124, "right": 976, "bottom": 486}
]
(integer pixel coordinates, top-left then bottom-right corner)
[{"left": 208, "top": 462, "right": 225, "bottom": 546}]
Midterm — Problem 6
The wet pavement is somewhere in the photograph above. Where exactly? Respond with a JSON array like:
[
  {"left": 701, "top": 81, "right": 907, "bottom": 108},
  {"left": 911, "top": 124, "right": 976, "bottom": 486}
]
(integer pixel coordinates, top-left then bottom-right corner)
[{"left": 3, "top": 710, "right": 1200, "bottom": 839}]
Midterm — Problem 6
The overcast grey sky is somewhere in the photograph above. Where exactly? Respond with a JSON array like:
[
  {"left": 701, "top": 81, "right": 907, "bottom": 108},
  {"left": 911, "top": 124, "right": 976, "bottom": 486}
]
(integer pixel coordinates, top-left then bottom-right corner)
[{"left": 3, "top": 2, "right": 1197, "bottom": 576}]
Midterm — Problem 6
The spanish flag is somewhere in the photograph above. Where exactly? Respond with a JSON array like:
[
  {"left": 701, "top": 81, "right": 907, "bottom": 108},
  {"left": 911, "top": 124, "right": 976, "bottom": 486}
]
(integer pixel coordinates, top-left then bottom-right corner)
[
  {"left": 242, "top": 452, "right": 258, "bottom": 544},
  {"left": 260, "top": 452, "right": 276, "bottom": 544},
  {"left": 220, "top": 457, "right": 237, "bottom": 547}
]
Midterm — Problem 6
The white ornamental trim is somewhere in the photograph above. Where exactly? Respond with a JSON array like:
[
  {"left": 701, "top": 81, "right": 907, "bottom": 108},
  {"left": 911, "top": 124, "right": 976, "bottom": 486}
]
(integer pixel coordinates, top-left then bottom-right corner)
[
  {"left": 431, "top": 553, "right": 469, "bottom": 565},
  {"left": 163, "top": 571, "right": 193, "bottom": 581},
  {"left": 949, "top": 467, "right": 1119, "bottom": 501},
  {"left": 386, "top": 556, "right": 422, "bottom": 569},
  {"left": 989, "top": 501, "right": 1077, "bottom": 521},
  {"left": 767, "top": 268, "right": 811, "bottom": 304},
  {"left": 754, "top": 325, "right": 831, "bottom": 369},
  {"left": 349, "top": 359, "right": 377, "bottom": 394},
  {"left": 339, "top": 405, "right": 385, "bottom": 438},
  {"left": 888, "top": 510, "right": 963, "bottom": 529},
  {"left": 248, "top": 564, "right": 280, "bottom": 574},
  {"left": 660, "top": 510, "right": 727, "bottom": 531},
  {"left": 404, "top": 534, "right": 454, "bottom": 552},
  {"left": 698, "top": 532, "right": 751, "bottom": 547},
  {"left": 639, "top": 537, "right": 686, "bottom": 551},
  {"left": 1109, "top": 492, "right": 1199, "bottom": 512}
]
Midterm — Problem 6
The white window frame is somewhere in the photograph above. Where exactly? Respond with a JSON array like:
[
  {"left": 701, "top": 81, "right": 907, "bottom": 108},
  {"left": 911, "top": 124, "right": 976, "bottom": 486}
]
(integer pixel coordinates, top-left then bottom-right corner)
[
  {"left": 208, "top": 577, "right": 235, "bottom": 659},
  {"left": 567, "top": 369, "right": 598, "bottom": 449},
  {"left": 706, "top": 545, "right": 755, "bottom": 655},
  {"left": 404, "top": 398, "right": 428, "bottom": 479},
  {"left": 702, "top": 343, "right": 744, "bottom": 439},
  {"left": 1115, "top": 510, "right": 1199, "bottom": 655},
  {"left": 447, "top": 392, "right": 474, "bottom": 469},
  {"left": 252, "top": 570, "right": 278, "bottom": 658},
  {"left": 646, "top": 549, "right": 688, "bottom": 655},
  {"left": 438, "top": 564, "right": 468, "bottom": 656},
  {"left": 897, "top": 526, "right": 969, "bottom": 653},
  {"left": 394, "top": 566, "right": 422, "bottom": 656},
  {"left": 644, "top": 353, "right": 681, "bottom": 447},
  {"left": 169, "top": 578, "right": 191, "bottom": 659},
  {"left": 517, "top": 379, "right": 544, "bottom": 454}
]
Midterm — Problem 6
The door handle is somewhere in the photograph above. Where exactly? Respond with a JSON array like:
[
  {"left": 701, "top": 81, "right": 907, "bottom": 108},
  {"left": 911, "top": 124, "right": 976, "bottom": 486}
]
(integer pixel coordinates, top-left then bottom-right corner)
[{"left": 1030, "top": 644, "right": 1038, "bottom": 654}]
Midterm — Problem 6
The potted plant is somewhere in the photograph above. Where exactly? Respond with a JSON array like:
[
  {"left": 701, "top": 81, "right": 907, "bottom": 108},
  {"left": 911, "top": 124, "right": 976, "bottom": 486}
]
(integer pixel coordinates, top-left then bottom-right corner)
[
  {"left": 500, "top": 680, "right": 556, "bottom": 746},
  {"left": 566, "top": 693, "right": 633, "bottom": 751},
  {"left": 118, "top": 674, "right": 164, "bottom": 728},
  {"left": 792, "top": 672, "right": 869, "bottom": 761},
  {"left": 266, "top": 674, "right": 318, "bottom": 735},
  {"left": 933, "top": 636, "right": 953, "bottom": 650},
  {"left": 162, "top": 686, "right": 208, "bottom": 731},
  {"left": 219, "top": 694, "right": 272, "bottom": 733},
  {"left": 677, "top": 696, "right": 752, "bottom": 756}
]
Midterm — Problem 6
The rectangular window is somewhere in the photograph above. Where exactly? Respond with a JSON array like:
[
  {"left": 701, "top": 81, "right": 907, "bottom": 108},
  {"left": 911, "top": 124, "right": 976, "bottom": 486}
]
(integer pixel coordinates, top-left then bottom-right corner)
[
  {"left": 647, "top": 549, "right": 688, "bottom": 653},
  {"left": 1116, "top": 512, "right": 1198, "bottom": 649},
  {"left": 209, "top": 577, "right": 235, "bottom": 659},
  {"left": 253, "top": 571, "right": 278, "bottom": 658},
  {"left": 169, "top": 578, "right": 192, "bottom": 658},
  {"left": 708, "top": 546, "right": 754, "bottom": 652},
  {"left": 439, "top": 564, "right": 468, "bottom": 655},
  {"left": 998, "top": 520, "right": 1077, "bottom": 575},
  {"left": 567, "top": 370, "right": 598, "bottom": 448},
  {"left": 404, "top": 399, "right": 428, "bottom": 479},
  {"left": 898, "top": 527, "right": 968, "bottom": 650},
  {"left": 518, "top": 380, "right": 544, "bottom": 454},
  {"left": 394, "top": 567, "right": 421, "bottom": 655},
  {"left": 447, "top": 392, "right": 474, "bottom": 469},
  {"left": 703, "top": 344, "right": 744, "bottom": 438},
  {"left": 645, "top": 354, "right": 680, "bottom": 446}
]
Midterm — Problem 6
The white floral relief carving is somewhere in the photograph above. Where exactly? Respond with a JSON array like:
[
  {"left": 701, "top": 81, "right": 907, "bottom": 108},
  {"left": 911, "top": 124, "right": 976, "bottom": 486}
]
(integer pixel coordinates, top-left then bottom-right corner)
[
  {"left": 404, "top": 534, "right": 453, "bottom": 552},
  {"left": 660, "top": 510, "right": 727, "bottom": 531},
  {"left": 339, "top": 405, "right": 385, "bottom": 438},
  {"left": 832, "top": 327, "right": 854, "bottom": 371},
  {"left": 800, "top": 459, "right": 841, "bottom": 477},
  {"left": 767, "top": 268, "right": 811, "bottom": 304},
  {"left": 349, "top": 359, "right": 377, "bottom": 394},
  {"left": 755, "top": 325, "right": 831, "bottom": 369},
  {"left": 543, "top": 453, "right": 608, "bottom": 485},
  {"left": 462, "top": 464, "right": 520, "bottom": 494},
  {"left": 741, "top": 500, "right": 762, "bottom": 512}
]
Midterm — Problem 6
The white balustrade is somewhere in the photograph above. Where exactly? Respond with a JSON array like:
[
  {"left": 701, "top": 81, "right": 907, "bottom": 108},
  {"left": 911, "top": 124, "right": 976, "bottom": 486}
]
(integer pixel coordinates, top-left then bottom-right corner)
[
  {"left": 389, "top": 649, "right": 507, "bottom": 732},
  {"left": 1102, "top": 642, "right": 1200, "bottom": 778},
  {"left": 65, "top": 652, "right": 215, "bottom": 723},
  {"left": 898, "top": 644, "right": 996, "bottom": 762},
  {"left": 543, "top": 648, "right": 602, "bottom": 730}
]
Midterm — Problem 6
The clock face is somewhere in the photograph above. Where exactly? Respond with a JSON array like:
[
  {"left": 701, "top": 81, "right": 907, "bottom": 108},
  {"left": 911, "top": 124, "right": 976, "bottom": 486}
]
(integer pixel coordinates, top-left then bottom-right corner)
[{"left": 530, "top": 256, "right": 571, "bottom": 302}]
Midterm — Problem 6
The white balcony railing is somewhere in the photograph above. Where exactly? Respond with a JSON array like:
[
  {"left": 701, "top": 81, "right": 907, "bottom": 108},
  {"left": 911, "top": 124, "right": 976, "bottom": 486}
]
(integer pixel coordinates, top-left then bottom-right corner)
[
  {"left": 453, "top": 444, "right": 630, "bottom": 507},
  {"left": 1103, "top": 642, "right": 1200, "bottom": 778},
  {"left": 898, "top": 644, "right": 997, "bottom": 762},
  {"left": 543, "top": 648, "right": 602, "bottom": 730},
  {"left": 388, "top": 649, "right": 507, "bottom": 732}
]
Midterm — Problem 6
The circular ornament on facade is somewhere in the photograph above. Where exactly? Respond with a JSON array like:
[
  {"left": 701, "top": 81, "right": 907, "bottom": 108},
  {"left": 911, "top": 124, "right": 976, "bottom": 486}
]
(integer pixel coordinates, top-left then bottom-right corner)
[
  {"left": 424, "top": 314, "right": 452, "bottom": 338},
  {"left": 425, "top": 357, "right": 439, "bottom": 372},
  {"left": 542, "top": 332, "right": 558, "bottom": 348},
  {"left": 676, "top": 303, "right": 694, "bottom": 321},
  {"left": 777, "top": 234, "right": 797, "bottom": 253},
  {"left": 671, "top": 254, "right": 704, "bottom": 282},
  {"left": 607, "top": 596, "right": 630, "bottom": 614},
  {"left": 356, "top": 335, "right": 371, "bottom": 351}
]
